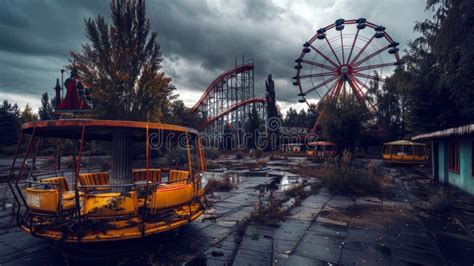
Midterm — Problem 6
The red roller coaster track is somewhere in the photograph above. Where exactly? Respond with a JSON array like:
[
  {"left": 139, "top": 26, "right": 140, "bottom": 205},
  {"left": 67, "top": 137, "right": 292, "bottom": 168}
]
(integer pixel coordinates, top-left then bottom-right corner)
[
  {"left": 191, "top": 63, "right": 254, "bottom": 113},
  {"left": 198, "top": 97, "right": 267, "bottom": 130}
]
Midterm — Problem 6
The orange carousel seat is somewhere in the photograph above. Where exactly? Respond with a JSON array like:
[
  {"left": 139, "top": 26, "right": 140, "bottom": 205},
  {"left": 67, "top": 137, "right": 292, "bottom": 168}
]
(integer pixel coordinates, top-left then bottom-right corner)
[
  {"left": 150, "top": 183, "right": 194, "bottom": 213},
  {"left": 133, "top": 168, "right": 161, "bottom": 183},
  {"left": 79, "top": 172, "right": 110, "bottom": 191},
  {"left": 169, "top": 170, "right": 189, "bottom": 184},
  {"left": 27, "top": 176, "right": 84, "bottom": 214}
]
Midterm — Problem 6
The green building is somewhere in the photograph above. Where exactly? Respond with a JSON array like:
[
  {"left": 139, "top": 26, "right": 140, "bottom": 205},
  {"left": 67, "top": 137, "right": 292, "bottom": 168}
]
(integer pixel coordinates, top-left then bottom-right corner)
[{"left": 412, "top": 124, "right": 474, "bottom": 195}]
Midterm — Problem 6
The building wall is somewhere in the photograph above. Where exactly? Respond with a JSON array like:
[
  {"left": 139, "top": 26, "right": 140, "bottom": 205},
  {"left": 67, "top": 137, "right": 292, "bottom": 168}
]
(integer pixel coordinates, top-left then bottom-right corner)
[{"left": 436, "top": 137, "right": 473, "bottom": 195}]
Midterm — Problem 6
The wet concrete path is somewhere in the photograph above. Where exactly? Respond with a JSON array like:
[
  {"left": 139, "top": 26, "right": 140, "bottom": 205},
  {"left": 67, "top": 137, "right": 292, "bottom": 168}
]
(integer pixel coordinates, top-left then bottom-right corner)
[{"left": 1, "top": 160, "right": 474, "bottom": 265}]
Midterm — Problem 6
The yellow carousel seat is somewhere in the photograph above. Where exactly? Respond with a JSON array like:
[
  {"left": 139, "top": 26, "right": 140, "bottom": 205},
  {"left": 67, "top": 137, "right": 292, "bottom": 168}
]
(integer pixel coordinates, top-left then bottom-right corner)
[
  {"left": 133, "top": 168, "right": 161, "bottom": 183},
  {"left": 40, "top": 176, "right": 69, "bottom": 192},
  {"left": 79, "top": 172, "right": 110, "bottom": 191},
  {"left": 26, "top": 188, "right": 76, "bottom": 214},
  {"left": 83, "top": 191, "right": 138, "bottom": 217},
  {"left": 169, "top": 170, "right": 189, "bottom": 184},
  {"left": 150, "top": 183, "right": 193, "bottom": 212}
]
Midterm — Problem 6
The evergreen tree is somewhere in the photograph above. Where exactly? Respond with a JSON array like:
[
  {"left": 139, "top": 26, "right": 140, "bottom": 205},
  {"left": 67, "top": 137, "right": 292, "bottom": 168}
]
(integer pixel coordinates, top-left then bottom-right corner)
[
  {"left": 246, "top": 104, "right": 260, "bottom": 149},
  {"left": 265, "top": 74, "right": 280, "bottom": 150},
  {"left": 38, "top": 92, "right": 54, "bottom": 120},
  {"left": 20, "top": 104, "right": 38, "bottom": 124},
  {"left": 70, "top": 0, "right": 175, "bottom": 122},
  {"left": 406, "top": 0, "right": 474, "bottom": 132},
  {"left": 0, "top": 100, "right": 20, "bottom": 147}
]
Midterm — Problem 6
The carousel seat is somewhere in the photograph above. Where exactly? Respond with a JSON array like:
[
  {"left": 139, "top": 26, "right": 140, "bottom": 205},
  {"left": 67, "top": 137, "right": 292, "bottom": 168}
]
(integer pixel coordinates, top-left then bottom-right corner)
[
  {"left": 26, "top": 188, "right": 77, "bottom": 214},
  {"left": 169, "top": 170, "right": 189, "bottom": 184},
  {"left": 83, "top": 191, "right": 138, "bottom": 217},
  {"left": 79, "top": 172, "right": 110, "bottom": 191},
  {"left": 150, "top": 183, "right": 193, "bottom": 212},
  {"left": 133, "top": 168, "right": 161, "bottom": 183},
  {"left": 40, "top": 176, "right": 69, "bottom": 192}
]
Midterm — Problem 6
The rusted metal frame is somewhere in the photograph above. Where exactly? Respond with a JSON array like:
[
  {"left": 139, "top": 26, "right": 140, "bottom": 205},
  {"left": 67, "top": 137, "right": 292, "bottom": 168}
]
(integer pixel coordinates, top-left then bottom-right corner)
[
  {"left": 353, "top": 62, "right": 399, "bottom": 72},
  {"left": 347, "top": 78, "right": 367, "bottom": 106},
  {"left": 28, "top": 138, "right": 42, "bottom": 180},
  {"left": 346, "top": 29, "right": 360, "bottom": 64},
  {"left": 352, "top": 45, "right": 390, "bottom": 68},
  {"left": 7, "top": 131, "right": 23, "bottom": 212},
  {"left": 309, "top": 44, "right": 339, "bottom": 68},
  {"left": 325, "top": 37, "right": 342, "bottom": 66},
  {"left": 304, "top": 75, "right": 339, "bottom": 95},
  {"left": 142, "top": 126, "right": 150, "bottom": 236},
  {"left": 353, "top": 72, "right": 385, "bottom": 82},
  {"left": 340, "top": 30, "right": 345, "bottom": 64},
  {"left": 300, "top": 60, "right": 337, "bottom": 72},
  {"left": 349, "top": 35, "right": 374, "bottom": 65},
  {"left": 186, "top": 131, "right": 193, "bottom": 183},
  {"left": 299, "top": 72, "right": 337, "bottom": 79},
  {"left": 15, "top": 126, "right": 36, "bottom": 213},
  {"left": 311, "top": 79, "right": 342, "bottom": 131},
  {"left": 351, "top": 77, "right": 377, "bottom": 111},
  {"left": 74, "top": 126, "right": 86, "bottom": 218}
]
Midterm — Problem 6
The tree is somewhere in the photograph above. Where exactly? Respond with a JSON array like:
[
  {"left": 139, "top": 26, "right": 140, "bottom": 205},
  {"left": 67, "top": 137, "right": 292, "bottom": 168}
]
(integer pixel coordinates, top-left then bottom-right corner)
[
  {"left": 38, "top": 92, "right": 54, "bottom": 120},
  {"left": 20, "top": 104, "right": 38, "bottom": 124},
  {"left": 246, "top": 104, "right": 261, "bottom": 149},
  {"left": 405, "top": 0, "right": 474, "bottom": 133},
  {"left": 320, "top": 95, "right": 369, "bottom": 151},
  {"left": 265, "top": 74, "right": 280, "bottom": 150},
  {"left": 163, "top": 100, "right": 203, "bottom": 128},
  {"left": 70, "top": 0, "right": 175, "bottom": 122},
  {"left": 0, "top": 100, "right": 20, "bottom": 147},
  {"left": 283, "top": 108, "right": 298, "bottom": 127}
]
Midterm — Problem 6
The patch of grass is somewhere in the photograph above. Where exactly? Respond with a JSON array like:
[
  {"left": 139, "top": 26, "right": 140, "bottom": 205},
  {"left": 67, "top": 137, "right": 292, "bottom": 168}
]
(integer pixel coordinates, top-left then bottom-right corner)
[
  {"left": 319, "top": 150, "right": 381, "bottom": 196},
  {"left": 206, "top": 175, "right": 236, "bottom": 193},
  {"left": 429, "top": 191, "right": 452, "bottom": 214},
  {"left": 207, "top": 161, "right": 223, "bottom": 170}
]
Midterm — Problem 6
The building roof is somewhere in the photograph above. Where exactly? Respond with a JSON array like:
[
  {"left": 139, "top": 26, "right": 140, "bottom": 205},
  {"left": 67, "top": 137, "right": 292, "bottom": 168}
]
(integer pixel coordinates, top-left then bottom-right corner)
[
  {"left": 384, "top": 140, "right": 426, "bottom": 146},
  {"left": 411, "top": 124, "right": 474, "bottom": 141}
]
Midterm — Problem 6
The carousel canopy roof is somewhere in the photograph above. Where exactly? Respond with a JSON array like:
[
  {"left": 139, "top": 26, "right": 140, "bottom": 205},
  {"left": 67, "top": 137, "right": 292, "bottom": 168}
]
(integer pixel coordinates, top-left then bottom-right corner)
[
  {"left": 384, "top": 140, "right": 426, "bottom": 146},
  {"left": 21, "top": 119, "right": 199, "bottom": 142},
  {"left": 308, "top": 141, "right": 336, "bottom": 146}
]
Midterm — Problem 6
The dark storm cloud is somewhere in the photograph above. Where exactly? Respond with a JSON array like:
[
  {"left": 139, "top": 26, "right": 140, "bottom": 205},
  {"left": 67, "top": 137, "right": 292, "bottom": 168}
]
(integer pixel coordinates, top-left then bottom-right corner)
[{"left": 0, "top": 0, "right": 430, "bottom": 112}]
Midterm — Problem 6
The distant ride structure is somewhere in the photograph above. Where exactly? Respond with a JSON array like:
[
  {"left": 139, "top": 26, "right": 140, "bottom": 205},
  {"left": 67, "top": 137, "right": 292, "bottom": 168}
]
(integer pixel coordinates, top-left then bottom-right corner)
[
  {"left": 293, "top": 18, "right": 401, "bottom": 131},
  {"left": 382, "top": 140, "right": 429, "bottom": 164},
  {"left": 192, "top": 58, "right": 267, "bottom": 147}
]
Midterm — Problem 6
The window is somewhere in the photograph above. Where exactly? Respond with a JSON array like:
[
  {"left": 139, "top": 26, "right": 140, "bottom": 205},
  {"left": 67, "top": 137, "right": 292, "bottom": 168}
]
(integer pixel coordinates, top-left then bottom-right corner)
[
  {"left": 414, "top": 146, "right": 424, "bottom": 156},
  {"left": 448, "top": 140, "right": 460, "bottom": 173},
  {"left": 404, "top": 145, "right": 414, "bottom": 156}
]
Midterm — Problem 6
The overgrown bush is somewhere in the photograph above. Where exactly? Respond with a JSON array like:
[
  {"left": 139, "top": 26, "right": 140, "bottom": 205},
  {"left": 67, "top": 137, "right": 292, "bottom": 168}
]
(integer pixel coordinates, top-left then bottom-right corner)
[
  {"left": 429, "top": 191, "right": 452, "bottom": 214},
  {"left": 206, "top": 175, "right": 236, "bottom": 193},
  {"left": 235, "top": 150, "right": 245, "bottom": 160},
  {"left": 319, "top": 150, "right": 381, "bottom": 196},
  {"left": 206, "top": 148, "right": 220, "bottom": 160}
]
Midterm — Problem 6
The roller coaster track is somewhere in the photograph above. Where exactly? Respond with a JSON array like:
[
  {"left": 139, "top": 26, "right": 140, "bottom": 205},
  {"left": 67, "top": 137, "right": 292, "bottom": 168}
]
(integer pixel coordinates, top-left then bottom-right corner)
[
  {"left": 191, "top": 63, "right": 255, "bottom": 113},
  {"left": 199, "top": 97, "right": 268, "bottom": 130}
]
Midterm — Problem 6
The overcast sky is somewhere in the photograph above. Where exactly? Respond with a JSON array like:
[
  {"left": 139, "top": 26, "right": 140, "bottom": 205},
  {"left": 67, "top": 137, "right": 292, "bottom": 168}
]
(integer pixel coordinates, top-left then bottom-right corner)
[{"left": 0, "top": 0, "right": 431, "bottom": 114}]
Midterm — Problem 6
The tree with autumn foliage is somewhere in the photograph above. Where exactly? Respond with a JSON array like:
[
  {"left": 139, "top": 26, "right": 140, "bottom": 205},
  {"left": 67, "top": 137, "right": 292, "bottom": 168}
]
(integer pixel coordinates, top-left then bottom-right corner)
[{"left": 70, "top": 0, "right": 175, "bottom": 121}]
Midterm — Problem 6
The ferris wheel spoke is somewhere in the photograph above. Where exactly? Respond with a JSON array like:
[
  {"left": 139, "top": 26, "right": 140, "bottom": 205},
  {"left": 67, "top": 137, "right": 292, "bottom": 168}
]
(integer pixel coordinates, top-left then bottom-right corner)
[
  {"left": 352, "top": 45, "right": 390, "bottom": 68},
  {"left": 351, "top": 78, "right": 377, "bottom": 111},
  {"left": 325, "top": 37, "right": 342, "bottom": 65},
  {"left": 353, "top": 62, "right": 399, "bottom": 72},
  {"left": 349, "top": 35, "right": 374, "bottom": 65},
  {"left": 309, "top": 44, "right": 339, "bottom": 68},
  {"left": 304, "top": 75, "right": 339, "bottom": 95},
  {"left": 340, "top": 31, "right": 345, "bottom": 64},
  {"left": 299, "top": 72, "right": 337, "bottom": 79},
  {"left": 347, "top": 78, "right": 365, "bottom": 104},
  {"left": 301, "top": 60, "right": 337, "bottom": 72},
  {"left": 346, "top": 29, "right": 359, "bottom": 64},
  {"left": 353, "top": 72, "right": 385, "bottom": 82}
]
